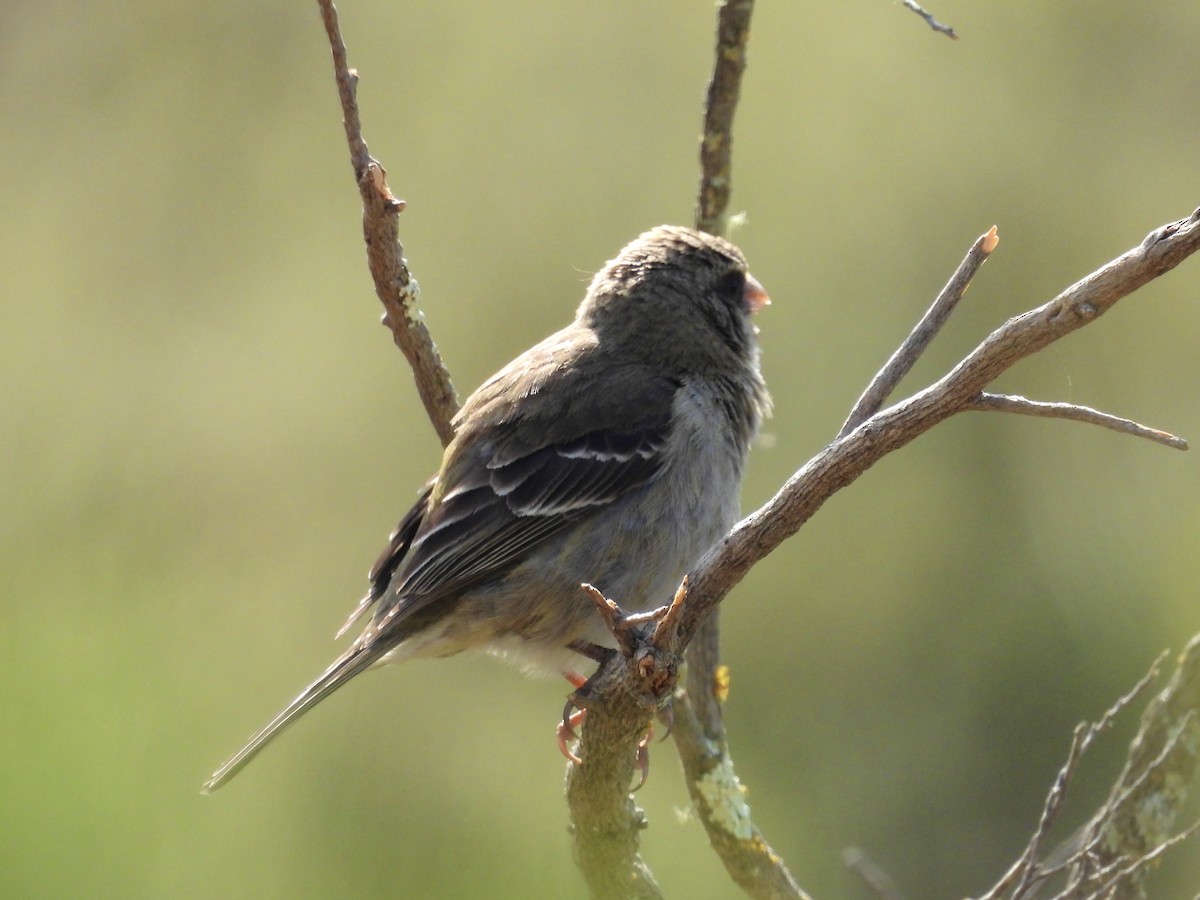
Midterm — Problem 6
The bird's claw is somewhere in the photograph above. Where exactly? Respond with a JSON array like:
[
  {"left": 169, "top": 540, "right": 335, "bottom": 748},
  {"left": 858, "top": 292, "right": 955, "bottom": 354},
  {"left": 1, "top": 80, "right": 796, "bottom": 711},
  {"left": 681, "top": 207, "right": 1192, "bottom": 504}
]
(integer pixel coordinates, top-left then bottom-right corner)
[
  {"left": 632, "top": 724, "right": 653, "bottom": 791},
  {"left": 557, "top": 704, "right": 586, "bottom": 765}
]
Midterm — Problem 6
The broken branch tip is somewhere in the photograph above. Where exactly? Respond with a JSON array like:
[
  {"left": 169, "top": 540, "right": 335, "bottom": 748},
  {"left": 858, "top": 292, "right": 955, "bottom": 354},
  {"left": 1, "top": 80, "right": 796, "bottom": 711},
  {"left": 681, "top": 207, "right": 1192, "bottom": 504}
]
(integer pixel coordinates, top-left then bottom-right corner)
[{"left": 981, "top": 226, "right": 999, "bottom": 254}]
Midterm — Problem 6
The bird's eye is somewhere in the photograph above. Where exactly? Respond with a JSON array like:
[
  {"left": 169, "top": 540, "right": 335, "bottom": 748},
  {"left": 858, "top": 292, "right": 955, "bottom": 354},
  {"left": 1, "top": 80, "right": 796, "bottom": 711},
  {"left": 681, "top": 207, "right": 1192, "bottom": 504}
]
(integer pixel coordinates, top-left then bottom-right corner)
[{"left": 715, "top": 270, "right": 746, "bottom": 300}]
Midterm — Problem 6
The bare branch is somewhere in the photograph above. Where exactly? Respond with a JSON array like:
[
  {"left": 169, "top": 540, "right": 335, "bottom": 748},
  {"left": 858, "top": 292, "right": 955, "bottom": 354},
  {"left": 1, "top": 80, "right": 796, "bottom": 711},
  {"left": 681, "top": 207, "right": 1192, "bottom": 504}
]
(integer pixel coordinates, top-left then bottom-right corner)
[
  {"left": 900, "top": 0, "right": 959, "bottom": 40},
  {"left": 1066, "top": 634, "right": 1200, "bottom": 896},
  {"left": 677, "top": 207, "right": 1200, "bottom": 646},
  {"left": 840, "top": 226, "right": 998, "bottom": 438},
  {"left": 1070, "top": 821, "right": 1199, "bottom": 900},
  {"left": 972, "top": 639, "right": 1200, "bottom": 900},
  {"left": 977, "top": 652, "right": 1169, "bottom": 900},
  {"left": 696, "top": 0, "right": 755, "bottom": 236},
  {"left": 317, "top": 0, "right": 459, "bottom": 446},
  {"left": 968, "top": 393, "right": 1189, "bottom": 450},
  {"left": 671, "top": 691, "right": 812, "bottom": 899},
  {"left": 565, "top": 714, "right": 666, "bottom": 900}
]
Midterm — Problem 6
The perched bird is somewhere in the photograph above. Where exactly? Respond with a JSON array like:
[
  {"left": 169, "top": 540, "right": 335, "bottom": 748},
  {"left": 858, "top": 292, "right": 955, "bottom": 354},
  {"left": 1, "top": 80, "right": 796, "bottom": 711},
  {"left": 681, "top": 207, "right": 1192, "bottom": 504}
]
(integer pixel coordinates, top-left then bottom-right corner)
[{"left": 203, "top": 225, "right": 770, "bottom": 793}]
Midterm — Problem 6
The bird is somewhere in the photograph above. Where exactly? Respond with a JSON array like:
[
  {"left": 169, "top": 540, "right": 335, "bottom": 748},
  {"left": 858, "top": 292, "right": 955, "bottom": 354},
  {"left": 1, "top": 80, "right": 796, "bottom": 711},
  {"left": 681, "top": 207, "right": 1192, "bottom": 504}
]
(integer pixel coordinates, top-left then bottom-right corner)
[{"left": 202, "top": 225, "right": 771, "bottom": 793}]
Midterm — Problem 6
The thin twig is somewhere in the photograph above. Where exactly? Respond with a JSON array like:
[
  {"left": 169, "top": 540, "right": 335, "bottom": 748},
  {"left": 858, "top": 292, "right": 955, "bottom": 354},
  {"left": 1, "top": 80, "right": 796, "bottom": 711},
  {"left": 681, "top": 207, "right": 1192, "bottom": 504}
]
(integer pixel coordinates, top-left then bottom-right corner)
[
  {"left": 317, "top": 0, "right": 459, "bottom": 446},
  {"left": 1067, "top": 635, "right": 1200, "bottom": 894},
  {"left": 968, "top": 393, "right": 1188, "bottom": 450},
  {"left": 650, "top": 578, "right": 688, "bottom": 649},
  {"left": 1064, "top": 820, "right": 1200, "bottom": 900},
  {"left": 840, "top": 226, "right": 998, "bottom": 438},
  {"left": 980, "top": 652, "right": 1169, "bottom": 900},
  {"left": 317, "top": 1, "right": 368, "bottom": 174},
  {"left": 696, "top": 0, "right": 755, "bottom": 236},
  {"left": 900, "top": 0, "right": 959, "bottom": 40}
]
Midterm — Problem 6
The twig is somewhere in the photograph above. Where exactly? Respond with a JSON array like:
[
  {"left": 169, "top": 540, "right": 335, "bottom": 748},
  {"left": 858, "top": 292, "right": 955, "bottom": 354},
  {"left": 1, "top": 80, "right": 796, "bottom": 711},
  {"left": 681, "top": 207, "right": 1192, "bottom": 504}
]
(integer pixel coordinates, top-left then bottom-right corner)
[
  {"left": 973, "top": 638, "right": 1200, "bottom": 899},
  {"left": 696, "top": 0, "right": 755, "bottom": 236},
  {"left": 900, "top": 0, "right": 959, "bottom": 40},
  {"left": 977, "top": 652, "right": 1169, "bottom": 900},
  {"left": 968, "top": 393, "right": 1189, "bottom": 450},
  {"left": 1054, "top": 821, "right": 1200, "bottom": 900},
  {"left": 676, "top": 208, "right": 1200, "bottom": 647},
  {"left": 840, "top": 226, "right": 998, "bottom": 438},
  {"left": 317, "top": 0, "right": 459, "bottom": 446},
  {"left": 1066, "top": 634, "right": 1200, "bottom": 896}
]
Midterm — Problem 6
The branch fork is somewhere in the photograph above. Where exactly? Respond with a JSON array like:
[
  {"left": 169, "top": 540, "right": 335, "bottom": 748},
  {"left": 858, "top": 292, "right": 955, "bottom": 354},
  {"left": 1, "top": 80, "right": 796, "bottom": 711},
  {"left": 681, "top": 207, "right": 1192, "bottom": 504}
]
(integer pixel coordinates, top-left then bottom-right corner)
[{"left": 573, "top": 581, "right": 689, "bottom": 716}]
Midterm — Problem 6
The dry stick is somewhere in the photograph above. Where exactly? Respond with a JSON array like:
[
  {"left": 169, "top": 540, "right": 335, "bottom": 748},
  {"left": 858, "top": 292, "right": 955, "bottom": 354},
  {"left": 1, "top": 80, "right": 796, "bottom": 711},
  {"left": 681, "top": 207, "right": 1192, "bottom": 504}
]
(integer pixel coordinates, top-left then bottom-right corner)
[
  {"left": 696, "top": 0, "right": 753, "bottom": 237},
  {"left": 676, "top": 208, "right": 1200, "bottom": 647},
  {"left": 976, "top": 653, "right": 1169, "bottom": 900},
  {"left": 1066, "top": 634, "right": 1200, "bottom": 896},
  {"left": 900, "top": 0, "right": 959, "bottom": 40},
  {"left": 968, "top": 393, "right": 1188, "bottom": 451},
  {"left": 317, "top": 0, "right": 458, "bottom": 447},
  {"left": 840, "top": 226, "right": 998, "bottom": 438}
]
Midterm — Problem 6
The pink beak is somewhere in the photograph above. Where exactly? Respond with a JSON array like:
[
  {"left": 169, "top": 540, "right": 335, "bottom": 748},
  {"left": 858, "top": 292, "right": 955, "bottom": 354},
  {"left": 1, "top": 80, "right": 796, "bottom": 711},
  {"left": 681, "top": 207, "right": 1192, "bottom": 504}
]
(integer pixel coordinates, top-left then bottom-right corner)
[{"left": 744, "top": 272, "right": 770, "bottom": 314}]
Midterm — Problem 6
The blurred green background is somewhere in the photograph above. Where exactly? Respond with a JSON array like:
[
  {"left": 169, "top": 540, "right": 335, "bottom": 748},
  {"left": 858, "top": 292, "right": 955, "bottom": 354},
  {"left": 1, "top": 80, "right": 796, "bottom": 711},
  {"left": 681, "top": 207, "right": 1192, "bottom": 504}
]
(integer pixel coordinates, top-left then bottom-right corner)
[{"left": 2, "top": 1, "right": 1198, "bottom": 897}]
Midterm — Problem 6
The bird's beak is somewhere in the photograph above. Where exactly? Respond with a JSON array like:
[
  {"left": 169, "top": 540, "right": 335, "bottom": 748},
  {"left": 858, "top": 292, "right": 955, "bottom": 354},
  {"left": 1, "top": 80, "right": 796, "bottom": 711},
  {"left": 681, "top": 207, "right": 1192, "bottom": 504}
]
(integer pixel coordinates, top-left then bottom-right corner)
[{"left": 744, "top": 272, "right": 771, "bottom": 314}]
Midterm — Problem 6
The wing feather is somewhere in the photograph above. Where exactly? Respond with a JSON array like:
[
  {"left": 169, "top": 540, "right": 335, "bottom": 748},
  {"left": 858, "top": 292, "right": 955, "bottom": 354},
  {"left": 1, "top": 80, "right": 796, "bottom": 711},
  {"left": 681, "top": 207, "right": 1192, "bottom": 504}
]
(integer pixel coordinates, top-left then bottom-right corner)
[{"left": 364, "top": 366, "right": 682, "bottom": 632}]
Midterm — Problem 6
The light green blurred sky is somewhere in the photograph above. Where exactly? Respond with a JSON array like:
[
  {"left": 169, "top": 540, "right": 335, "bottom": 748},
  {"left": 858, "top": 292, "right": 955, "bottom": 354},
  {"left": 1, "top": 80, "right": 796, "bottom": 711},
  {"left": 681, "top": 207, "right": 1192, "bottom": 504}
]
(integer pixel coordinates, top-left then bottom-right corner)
[{"left": 2, "top": 2, "right": 1198, "bottom": 897}]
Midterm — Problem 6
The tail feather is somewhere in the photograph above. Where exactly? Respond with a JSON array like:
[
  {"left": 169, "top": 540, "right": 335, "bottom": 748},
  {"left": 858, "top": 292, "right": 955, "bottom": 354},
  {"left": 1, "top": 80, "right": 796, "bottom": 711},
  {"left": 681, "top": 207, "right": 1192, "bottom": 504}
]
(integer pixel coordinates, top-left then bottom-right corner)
[
  {"left": 202, "top": 643, "right": 381, "bottom": 794},
  {"left": 335, "top": 589, "right": 378, "bottom": 640}
]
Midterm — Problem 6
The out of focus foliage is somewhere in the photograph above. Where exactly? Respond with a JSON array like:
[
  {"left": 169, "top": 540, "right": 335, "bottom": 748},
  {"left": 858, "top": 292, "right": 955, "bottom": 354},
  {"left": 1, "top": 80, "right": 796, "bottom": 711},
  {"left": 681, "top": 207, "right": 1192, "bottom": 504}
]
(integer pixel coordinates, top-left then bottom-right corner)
[{"left": 2, "top": 2, "right": 1197, "bottom": 897}]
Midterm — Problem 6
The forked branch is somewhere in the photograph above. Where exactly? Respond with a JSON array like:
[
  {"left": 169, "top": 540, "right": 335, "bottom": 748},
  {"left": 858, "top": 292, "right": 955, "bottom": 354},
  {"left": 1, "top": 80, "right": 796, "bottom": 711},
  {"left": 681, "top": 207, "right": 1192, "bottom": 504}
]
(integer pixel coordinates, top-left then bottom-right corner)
[{"left": 677, "top": 209, "right": 1200, "bottom": 646}]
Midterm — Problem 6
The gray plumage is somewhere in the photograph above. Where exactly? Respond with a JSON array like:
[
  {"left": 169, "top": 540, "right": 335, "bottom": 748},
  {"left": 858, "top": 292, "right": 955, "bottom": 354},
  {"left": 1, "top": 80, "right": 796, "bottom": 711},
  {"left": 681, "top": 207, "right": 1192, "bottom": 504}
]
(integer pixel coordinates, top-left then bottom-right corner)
[{"left": 203, "top": 225, "right": 770, "bottom": 793}]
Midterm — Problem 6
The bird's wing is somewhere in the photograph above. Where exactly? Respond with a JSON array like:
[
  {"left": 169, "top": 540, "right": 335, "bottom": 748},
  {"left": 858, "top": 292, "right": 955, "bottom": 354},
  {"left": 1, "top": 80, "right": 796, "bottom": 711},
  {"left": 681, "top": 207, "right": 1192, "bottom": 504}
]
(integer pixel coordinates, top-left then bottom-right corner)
[
  {"left": 205, "top": 370, "right": 680, "bottom": 794},
  {"left": 367, "top": 364, "right": 682, "bottom": 634}
]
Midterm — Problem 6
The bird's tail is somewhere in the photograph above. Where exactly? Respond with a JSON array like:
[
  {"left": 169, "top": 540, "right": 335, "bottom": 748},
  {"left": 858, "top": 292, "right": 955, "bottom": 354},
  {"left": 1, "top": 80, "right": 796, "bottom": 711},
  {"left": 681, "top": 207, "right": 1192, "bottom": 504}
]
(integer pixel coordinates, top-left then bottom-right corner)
[{"left": 202, "top": 642, "right": 382, "bottom": 794}]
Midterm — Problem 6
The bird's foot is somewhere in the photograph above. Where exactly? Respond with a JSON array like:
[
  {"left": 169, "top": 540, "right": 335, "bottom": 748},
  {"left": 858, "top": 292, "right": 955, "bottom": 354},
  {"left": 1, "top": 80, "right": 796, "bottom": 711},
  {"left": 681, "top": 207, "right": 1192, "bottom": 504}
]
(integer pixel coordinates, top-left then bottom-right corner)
[
  {"left": 556, "top": 706, "right": 586, "bottom": 766},
  {"left": 556, "top": 657, "right": 611, "bottom": 765},
  {"left": 557, "top": 660, "right": 668, "bottom": 790},
  {"left": 555, "top": 693, "right": 656, "bottom": 790}
]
